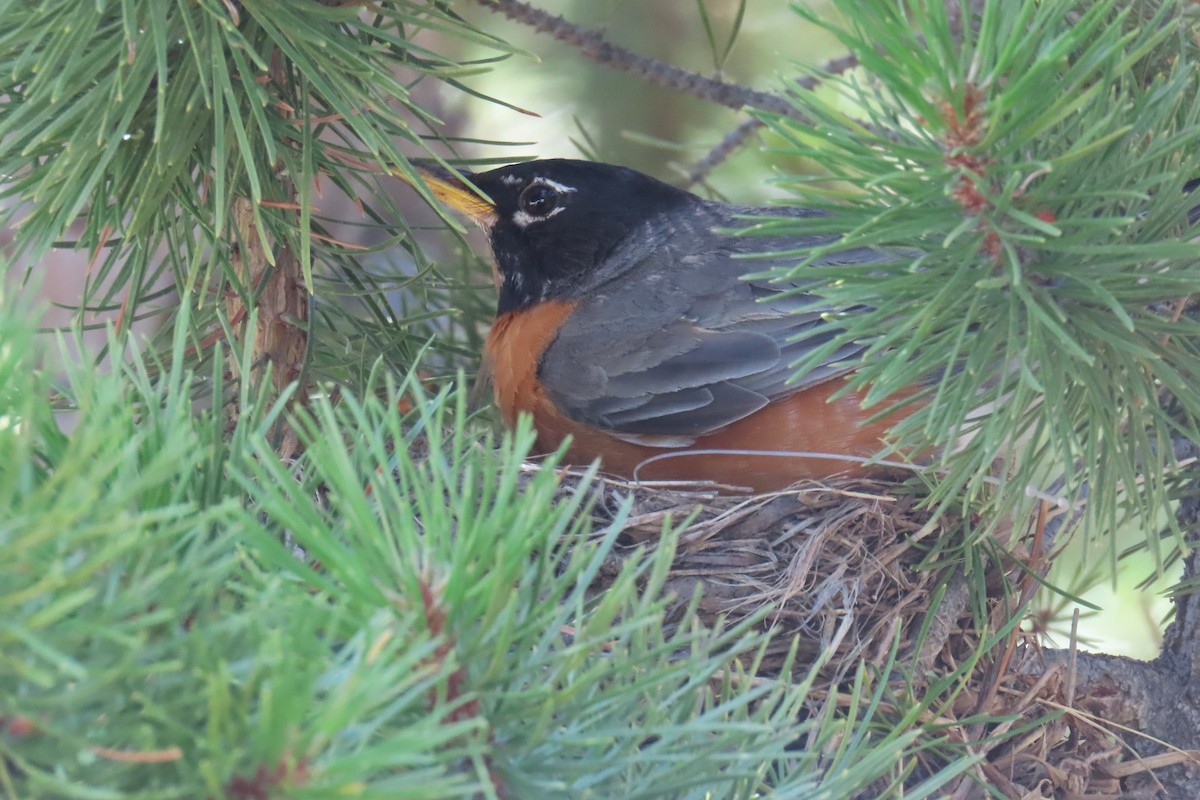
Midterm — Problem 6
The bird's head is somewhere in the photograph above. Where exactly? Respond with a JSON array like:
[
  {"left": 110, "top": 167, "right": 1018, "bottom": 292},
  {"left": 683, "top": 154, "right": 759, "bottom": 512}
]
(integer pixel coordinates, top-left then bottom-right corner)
[{"left": 413, "top": 159, "right": 698, "bottom": 313}]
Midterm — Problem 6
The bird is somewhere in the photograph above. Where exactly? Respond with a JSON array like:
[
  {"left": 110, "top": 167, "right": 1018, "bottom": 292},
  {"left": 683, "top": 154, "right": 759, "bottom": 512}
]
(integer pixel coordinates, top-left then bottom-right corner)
[{"left": 412, "top": 158, "right": 919, "bottom": 492}]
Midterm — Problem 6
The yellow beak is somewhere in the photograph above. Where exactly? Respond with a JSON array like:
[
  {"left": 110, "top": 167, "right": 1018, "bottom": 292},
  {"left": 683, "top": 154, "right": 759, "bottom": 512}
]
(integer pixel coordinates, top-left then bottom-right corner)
[{"left": 404, "top": 163, "right": 497, "bottom": 227}]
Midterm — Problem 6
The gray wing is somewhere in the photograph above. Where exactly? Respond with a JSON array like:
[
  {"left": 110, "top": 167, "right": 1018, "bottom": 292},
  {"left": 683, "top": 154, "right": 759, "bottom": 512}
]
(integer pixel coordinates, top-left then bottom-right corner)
[{"left": 538, "top": 205, "right": 894, "bottom": 442}]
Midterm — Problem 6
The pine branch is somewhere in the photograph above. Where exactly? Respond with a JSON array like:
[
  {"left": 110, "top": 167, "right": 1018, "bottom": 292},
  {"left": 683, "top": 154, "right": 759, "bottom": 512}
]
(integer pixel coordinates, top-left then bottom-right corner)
[
  {"left": 748, "top": 0, "right": 1200, "bottom": 549},
  {"left": 0, "top": 0, "right": 515, "bottom": 405},
  {"left": 10, "top": 2, "right": 1200, "bottom": 797}
]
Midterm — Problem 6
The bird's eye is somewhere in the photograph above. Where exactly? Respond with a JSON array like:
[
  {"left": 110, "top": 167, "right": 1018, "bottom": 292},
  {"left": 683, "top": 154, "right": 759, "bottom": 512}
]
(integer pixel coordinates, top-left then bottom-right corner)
[{"left": 518, "top": 182, "right": 561, "bottom": 217}]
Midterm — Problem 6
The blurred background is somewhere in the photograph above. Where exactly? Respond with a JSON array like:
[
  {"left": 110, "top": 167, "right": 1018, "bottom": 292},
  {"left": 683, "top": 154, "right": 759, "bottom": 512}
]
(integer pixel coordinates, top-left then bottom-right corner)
[{"left": 439, "top": 0, "right": 847, "bottom": 196}]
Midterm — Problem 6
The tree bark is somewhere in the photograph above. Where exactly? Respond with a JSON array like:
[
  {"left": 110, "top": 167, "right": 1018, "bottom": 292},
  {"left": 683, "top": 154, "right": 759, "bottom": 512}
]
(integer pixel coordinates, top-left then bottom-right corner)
[{"left": 1012, "top": 440, "right": 1200, "bottom": 798}]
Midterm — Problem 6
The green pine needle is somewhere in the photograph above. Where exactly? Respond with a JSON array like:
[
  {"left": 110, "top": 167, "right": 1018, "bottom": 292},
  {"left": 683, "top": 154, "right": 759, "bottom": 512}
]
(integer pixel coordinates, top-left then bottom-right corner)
[{"left": 747, "top": 0, "right": 1200, "bottom": 558}]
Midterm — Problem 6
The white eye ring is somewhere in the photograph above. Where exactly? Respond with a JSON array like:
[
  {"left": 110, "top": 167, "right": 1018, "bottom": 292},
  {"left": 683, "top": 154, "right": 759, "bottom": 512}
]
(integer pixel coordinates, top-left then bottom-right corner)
[
  {"left": 518, "top": 182, "right": 560, "bottom": 217},
  {"left": 511, "top": 177, "right": 576, "bottom": 228}
]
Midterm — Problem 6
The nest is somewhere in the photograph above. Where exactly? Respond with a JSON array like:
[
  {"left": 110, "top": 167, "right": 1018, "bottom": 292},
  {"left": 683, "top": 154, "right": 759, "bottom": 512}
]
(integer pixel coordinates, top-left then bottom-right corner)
[
  {"left": 521, "top": 463, "right": 1174, "bottom": 799},
  {"left": 540, "top": 467, "right": 975, "bottom": 679}
]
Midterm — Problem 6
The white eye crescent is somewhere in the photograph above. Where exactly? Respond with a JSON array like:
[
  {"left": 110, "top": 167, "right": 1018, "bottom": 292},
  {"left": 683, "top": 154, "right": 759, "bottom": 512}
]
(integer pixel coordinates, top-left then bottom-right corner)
[
  {"left": 511, "top": 177, "right": 576, "bottom": 227},
  {"left": 518, "top": 182, "right": 560, "bottom": 217}
]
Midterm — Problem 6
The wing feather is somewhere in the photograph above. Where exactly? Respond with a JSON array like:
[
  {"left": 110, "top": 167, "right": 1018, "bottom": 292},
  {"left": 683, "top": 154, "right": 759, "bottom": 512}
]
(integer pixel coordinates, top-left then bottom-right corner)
[{"left": 537, "top": 205, "right": 886, "bottom": 440}]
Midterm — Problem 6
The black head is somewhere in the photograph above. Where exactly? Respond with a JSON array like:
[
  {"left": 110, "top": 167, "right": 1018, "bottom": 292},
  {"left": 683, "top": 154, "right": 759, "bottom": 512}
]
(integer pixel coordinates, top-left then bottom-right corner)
[{"left": 418, "top": 159, "right": 699, "bottom": 313}]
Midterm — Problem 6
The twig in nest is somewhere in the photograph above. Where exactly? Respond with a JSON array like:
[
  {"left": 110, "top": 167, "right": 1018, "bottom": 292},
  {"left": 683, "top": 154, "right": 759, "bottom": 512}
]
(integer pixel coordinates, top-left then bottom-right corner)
[
  {"left": 911, "top": 571, "right": 969, "bottom": 674},
  {"left": 969, "top": 500, "right": 1056, "bottom": 736}
]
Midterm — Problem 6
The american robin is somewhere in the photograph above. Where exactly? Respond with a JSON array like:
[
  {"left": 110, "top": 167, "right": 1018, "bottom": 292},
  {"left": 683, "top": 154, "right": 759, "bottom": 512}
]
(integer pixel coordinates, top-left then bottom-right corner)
[{"left": 414, "top": 159, "right": 918, "bottom": 492}]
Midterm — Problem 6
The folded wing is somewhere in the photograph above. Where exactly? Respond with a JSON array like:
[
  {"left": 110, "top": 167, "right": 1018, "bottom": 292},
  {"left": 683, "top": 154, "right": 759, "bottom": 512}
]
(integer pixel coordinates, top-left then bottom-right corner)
[{"left": 539, "top": 209, "right": 891, "bottom": 443}]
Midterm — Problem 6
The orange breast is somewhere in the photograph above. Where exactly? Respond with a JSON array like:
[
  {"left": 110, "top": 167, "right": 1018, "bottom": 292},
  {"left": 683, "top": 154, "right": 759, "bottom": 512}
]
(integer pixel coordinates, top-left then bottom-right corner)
[
  {"left": 484, "top": 301, "right": 578, "bottom": 430},
  {"left": 485, "top": 304, "right": 914, "bottom": 493}
]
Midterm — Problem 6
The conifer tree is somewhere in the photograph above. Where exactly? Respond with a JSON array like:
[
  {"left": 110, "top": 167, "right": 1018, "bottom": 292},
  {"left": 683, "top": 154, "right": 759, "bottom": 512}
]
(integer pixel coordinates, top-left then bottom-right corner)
[{"left": 3, "top": 1, "right": 1200, "bottom": 797}]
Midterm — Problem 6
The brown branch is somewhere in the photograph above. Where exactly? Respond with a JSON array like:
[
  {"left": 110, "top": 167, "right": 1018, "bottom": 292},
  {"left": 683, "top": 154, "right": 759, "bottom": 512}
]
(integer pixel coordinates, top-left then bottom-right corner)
[
  {"left": 475, "top": 1, "right": 878, "bottom": 185},
  {"left": 796, "top": 51, "right": 862, "bottom": 93},
  {"left": 226, "top": 757, "right": 311, "bottom": 800},
  {"left": 222, "top": 48, "right": 311, "bottom": 461},
  {"left": 681, "top": 51, "right": 862, "bottom": 187},
  {"left": 1005, "top": 439, "right": 1200, "bottom": 795},
  {"left": 681, "top": 118, "right": 765, "bottom": 188},
  {"left": 88, "top": 745, "right": 184, "bottom": 764},
  {"left": 473, "top": 0, "right": 804, "bottom": 121},
  {"left": 417, "top": 577, "right": 508, "bottom": 798},
  {"left": 1021, "top": 649, "right": 1200, "bottom": 794}
]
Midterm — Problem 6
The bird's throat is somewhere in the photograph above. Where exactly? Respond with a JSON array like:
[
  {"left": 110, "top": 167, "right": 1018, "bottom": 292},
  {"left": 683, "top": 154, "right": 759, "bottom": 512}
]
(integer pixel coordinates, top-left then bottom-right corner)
[{"left": 496, "top": 270, "right": 551, "bottom": 316}]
